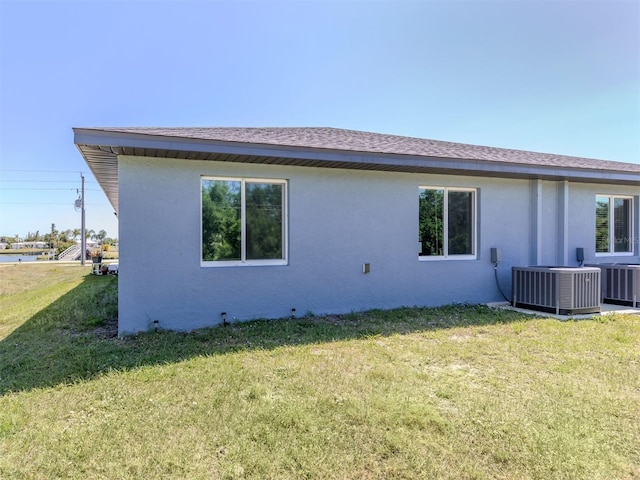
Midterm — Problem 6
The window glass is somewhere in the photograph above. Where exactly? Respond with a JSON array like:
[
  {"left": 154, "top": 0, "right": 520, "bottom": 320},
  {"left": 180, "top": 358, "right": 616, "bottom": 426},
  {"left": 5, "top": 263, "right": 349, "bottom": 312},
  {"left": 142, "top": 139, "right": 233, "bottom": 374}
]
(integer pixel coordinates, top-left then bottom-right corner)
[
  {"left": 202, "top": 179, "right": 241, "bottom": 261},
  {"left": 596, "top": 195, "right": 633, "bottom": 254},
  {"left": 419, "top": 188, "right": 444, "bottom": 256},
  {"left": 448, "top": 190, "right": 473, "bottom": 255},
  {"left": 595, "top": 195, "right": 610, "bottom": 253},
  {"left": 202, "top": 177, "right": 286, "bottom": 264},
  {"left": 613, "top": 197, "right": 631, "bottom": 253},
  {"left": 419, "top": 187, "right": 475, "bottom": 258},
  {"left": 246, "top": 182, "right": 284, "bottom": 260}
]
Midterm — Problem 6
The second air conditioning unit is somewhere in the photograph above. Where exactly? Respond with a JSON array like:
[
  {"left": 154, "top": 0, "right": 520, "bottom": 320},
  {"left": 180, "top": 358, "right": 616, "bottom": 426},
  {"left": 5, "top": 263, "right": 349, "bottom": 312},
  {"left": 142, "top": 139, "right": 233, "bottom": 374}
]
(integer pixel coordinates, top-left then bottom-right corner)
[
  {"left": 512, "top": 266, "right": 601, "bottom": 315},
  {"left": 586, "top": 263, "right": 640, "bottom": 307}
]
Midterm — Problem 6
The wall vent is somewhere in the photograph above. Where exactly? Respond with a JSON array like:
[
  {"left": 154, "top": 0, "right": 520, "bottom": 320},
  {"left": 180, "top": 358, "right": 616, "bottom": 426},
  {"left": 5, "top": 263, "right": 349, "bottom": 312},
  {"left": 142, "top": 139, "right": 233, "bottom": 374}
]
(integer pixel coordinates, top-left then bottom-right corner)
[
  {"left": 586, "top": 264, "right": 640, "bottom": 307},
  {"left": 512, "top": 266, "right": 601, "bottom": 315}
]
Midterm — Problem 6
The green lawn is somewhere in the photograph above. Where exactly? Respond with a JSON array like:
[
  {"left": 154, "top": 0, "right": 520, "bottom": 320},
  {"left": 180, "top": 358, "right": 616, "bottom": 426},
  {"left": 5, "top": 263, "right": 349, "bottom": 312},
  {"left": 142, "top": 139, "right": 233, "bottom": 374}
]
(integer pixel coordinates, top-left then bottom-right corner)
[{"left": 0, "top": 263, "right": 638, "bottom": 479}]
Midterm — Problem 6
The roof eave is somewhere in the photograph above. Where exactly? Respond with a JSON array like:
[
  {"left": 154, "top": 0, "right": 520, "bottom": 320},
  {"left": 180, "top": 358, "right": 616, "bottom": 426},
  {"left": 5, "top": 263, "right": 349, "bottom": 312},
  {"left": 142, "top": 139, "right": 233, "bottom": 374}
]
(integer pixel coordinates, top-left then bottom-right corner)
[{"left": 73, "top": 129, "right": 640, "bottom": 214}]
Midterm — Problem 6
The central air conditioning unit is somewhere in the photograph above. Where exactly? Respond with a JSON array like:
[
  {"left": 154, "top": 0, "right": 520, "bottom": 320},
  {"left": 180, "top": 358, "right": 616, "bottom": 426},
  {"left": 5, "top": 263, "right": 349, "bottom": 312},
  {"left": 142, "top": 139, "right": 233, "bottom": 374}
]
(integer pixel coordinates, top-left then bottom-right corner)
[
  {"left": 586, "top": 263, "right": 640, "bottom": 307},
  {"left": 512, "top": 266, "right": 601, "bottom": 315}
]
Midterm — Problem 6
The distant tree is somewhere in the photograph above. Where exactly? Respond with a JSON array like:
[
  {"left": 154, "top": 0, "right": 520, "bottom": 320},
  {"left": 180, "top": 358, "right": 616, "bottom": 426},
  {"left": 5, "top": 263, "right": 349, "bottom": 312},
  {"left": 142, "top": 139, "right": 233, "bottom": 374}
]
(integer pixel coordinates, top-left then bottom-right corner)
[
  {"left": 62, "top": 229, "right": 73, "bottom": 243},
  {"left": 45, "top": 224, "right": 59, "bottom": 250},
  {"left": 25, "top": 231, "right": 42, "bottom": 242},
  {"left": 95, "top": 230, "right": 107, "bottom": 248}
]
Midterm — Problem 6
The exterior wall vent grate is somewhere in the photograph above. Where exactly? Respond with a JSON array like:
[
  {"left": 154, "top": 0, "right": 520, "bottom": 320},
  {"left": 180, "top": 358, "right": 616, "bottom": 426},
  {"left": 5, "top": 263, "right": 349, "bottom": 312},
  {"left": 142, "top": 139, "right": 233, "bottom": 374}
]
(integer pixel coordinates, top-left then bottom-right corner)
[{"left": 512, "top": 266, "right": 601, "bottom": 315}]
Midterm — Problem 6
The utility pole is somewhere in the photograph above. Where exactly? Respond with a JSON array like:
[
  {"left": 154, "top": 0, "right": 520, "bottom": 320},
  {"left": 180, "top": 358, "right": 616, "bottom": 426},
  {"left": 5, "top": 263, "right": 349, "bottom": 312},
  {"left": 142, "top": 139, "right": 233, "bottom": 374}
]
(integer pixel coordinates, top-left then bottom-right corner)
[{"left": 80, "top": 173, "right": 86, "bottom": 266}]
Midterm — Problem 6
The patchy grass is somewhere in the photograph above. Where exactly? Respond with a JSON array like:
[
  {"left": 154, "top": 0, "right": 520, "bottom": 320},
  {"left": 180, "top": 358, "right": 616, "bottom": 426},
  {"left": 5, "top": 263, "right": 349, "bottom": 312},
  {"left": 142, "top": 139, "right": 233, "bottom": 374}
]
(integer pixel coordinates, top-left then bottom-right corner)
[{"left": 0, "top": 264, "right": 638, "bottom": 479}]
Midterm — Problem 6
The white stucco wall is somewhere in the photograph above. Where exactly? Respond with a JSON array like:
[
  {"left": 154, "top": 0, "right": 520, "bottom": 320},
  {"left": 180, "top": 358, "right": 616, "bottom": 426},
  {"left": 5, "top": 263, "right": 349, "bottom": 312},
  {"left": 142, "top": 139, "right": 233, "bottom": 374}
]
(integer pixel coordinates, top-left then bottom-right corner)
[{"left": 116, "top": 155, "right": 639, "bottom": 334}]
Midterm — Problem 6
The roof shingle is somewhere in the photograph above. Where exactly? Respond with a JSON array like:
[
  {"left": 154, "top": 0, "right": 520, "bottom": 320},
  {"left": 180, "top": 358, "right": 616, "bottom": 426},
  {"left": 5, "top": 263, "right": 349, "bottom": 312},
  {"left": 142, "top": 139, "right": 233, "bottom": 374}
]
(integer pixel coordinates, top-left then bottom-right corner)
[{"left": 87, "top": 126, "right": 640, "bottom": 173}]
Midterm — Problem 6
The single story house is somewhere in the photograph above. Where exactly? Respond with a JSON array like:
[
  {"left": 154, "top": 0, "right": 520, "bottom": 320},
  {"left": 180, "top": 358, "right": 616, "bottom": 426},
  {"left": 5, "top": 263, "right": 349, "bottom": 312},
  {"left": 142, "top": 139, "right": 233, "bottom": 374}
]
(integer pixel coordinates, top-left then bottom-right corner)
[
  {"left": 11, "top": 241, "right": 49, "bottom": 250},
  {"left": 74, "top": 127, "right": 640, "bottom": 335}
]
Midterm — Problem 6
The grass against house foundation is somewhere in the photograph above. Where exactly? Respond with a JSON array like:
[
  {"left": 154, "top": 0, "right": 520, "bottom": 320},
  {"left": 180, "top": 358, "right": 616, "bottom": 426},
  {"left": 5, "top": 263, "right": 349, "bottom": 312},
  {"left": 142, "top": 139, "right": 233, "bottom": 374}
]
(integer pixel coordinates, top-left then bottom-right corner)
[{"left": 0, "top": 263, "right": 638, "bottom": 479}]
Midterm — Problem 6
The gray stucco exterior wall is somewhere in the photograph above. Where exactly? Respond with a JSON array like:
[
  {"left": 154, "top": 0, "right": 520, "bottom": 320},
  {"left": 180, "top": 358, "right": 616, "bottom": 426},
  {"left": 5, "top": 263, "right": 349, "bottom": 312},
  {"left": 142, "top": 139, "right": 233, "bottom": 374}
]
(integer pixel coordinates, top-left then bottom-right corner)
[
  {"left": 568, "top": 183, "right": 640, "bottom": 263},
  {"left": 117, "top": 155, "right": 639, "bottom": 335}
]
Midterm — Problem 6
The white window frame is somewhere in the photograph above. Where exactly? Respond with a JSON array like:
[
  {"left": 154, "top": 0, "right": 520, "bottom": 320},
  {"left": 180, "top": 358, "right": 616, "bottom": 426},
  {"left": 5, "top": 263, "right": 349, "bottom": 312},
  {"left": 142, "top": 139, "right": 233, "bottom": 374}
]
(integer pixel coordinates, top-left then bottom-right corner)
[
  {"left": 201, "top": 176, "right": 288, "bottom": 267},
  {"left": 418, "top": 186, "right": 477, "bottom": 261},
  {"left": 595, "top": 194, "right": 634, "bottom": 257}
]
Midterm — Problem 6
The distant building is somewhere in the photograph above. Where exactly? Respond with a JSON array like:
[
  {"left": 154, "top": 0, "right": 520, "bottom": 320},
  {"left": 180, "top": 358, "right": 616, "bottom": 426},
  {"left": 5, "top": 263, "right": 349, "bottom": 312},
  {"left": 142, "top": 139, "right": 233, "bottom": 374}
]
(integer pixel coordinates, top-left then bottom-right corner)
[{"left": 11, "top": 241, "right": 48, "bottom": 250}]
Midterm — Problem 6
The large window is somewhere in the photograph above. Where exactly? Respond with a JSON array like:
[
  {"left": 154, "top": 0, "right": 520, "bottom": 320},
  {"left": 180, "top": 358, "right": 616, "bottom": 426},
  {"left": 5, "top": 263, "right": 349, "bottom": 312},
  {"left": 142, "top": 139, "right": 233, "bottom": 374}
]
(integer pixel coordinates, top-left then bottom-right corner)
[
  {"left": 596, "top": 195, "right": 633, "bottom": 255},
  {"left": 201, "top": 177, "right": 287, "bottom": 265},
  {"left": 419, "top": 187, "right": 476, "bottom": 259}
]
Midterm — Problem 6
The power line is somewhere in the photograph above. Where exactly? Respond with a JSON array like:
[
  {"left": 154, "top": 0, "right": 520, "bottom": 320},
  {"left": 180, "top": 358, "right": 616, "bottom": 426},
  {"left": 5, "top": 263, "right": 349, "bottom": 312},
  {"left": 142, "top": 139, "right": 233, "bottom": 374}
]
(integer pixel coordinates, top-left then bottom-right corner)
[
  {"left": 1, "top": 188, "right": 101, "bottom": 191},
  {"left": 0, "top": 202, "right": 107, "bottom": 206},
  {"left": 0, "top": 179, "right": 98, "bottom": 184},
  {"left": 0, "top": 168, "right": 92, "bottom": 174}
]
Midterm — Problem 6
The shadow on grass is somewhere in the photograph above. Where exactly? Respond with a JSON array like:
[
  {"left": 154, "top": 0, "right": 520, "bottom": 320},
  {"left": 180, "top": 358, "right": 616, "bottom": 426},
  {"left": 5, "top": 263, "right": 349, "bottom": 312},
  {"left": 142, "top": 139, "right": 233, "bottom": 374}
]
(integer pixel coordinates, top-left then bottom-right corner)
[{"left": 0, "top": 275, "right": 530, "bottom": 395}]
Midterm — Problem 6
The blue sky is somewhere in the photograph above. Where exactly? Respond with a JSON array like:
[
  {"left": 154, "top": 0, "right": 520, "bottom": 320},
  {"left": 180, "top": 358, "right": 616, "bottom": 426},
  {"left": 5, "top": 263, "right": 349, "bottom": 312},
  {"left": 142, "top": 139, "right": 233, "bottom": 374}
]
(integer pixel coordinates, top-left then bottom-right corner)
[{"left": 1, "top": 0, "right": 638, "bottom": 239}]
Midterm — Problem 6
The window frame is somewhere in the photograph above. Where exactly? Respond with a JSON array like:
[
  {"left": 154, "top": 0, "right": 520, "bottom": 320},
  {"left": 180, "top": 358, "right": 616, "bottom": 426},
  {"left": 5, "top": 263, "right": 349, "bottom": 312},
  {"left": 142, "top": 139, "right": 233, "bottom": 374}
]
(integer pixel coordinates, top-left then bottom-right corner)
[
  {"left": 201, "top": 176, "right": 288, "bottom": 267},
  {"left": 595, "top": 194, "right": 634, "bottom": 257},
  {"left": 418, "top": 186, "right": 477, "bottom": 261}
]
